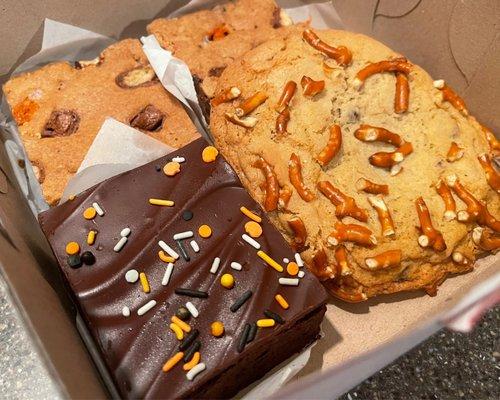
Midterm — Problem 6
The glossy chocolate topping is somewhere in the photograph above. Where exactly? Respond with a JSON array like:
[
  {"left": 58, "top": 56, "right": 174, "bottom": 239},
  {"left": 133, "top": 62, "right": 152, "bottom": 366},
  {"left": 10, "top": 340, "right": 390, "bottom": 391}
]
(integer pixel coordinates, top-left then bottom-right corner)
[{"left": 39, "top": 138, "right": 327, "bottom": 399}]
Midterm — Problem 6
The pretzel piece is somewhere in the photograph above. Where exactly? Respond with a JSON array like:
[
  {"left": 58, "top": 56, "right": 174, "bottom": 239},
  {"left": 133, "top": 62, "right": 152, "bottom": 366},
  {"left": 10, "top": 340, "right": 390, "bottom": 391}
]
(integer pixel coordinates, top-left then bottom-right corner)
[
  {"left": 235, "top": 91, "right": 268, "bottom": 117},
  {"left": 287, "top": 216, "right": 308, "bottom": 251},
  {"left": 440, "top": 84, "right": 468, "bottom": 115},
  {"left": 225, "top": 112, "right": 257, "bottom": 128},
  {"left": 364, "top": 249, "right": 402, "bottom": 270},
  {"left": 368, "top": 195, "right": 395, "bottom": 237},
  {"left": 278, "top": 185, "right": 292, "bottom": 210},
  {"left": 369, "top": 142, "right": 413, "bottom": 168},
  {"left": 451, "top": 251, "right": 472, "bottom": 266},
  {"left": 394, "top": 73, "right": 409, "bottom": 113},
  {"left": 472, "top": 227, "right": 500, "bottom": 251},
  {"left": 276, "top": 107, "right": 290, "bottom": 137},
  {"left": 328, "top": 222, "right": 377, "bottom": 247},
  {"left": 478, "top": 153, "right": 500, "bottom": 193},
  {"left": 355, "top": 177, "right": 389, "bottom": 195},
  {"left": 354, "top": 125, "right": 403, "bottom": 147},
  {"left": 435, "top": 180, "right": 456, "bottom": 221},
  {"left": 329, "top": 285, "right": 368, "bottom": 302},
  {"left": 354, "top": 59, "right": 412, "bottom": 89},
  {"left": 480, "top": 124, "right": 500, "bottom": 154},
  {"left": 446, "top": 142, "right": 464, "bottom": 162},
  {"left": 318, "top": 181, "right": 368, "bottom": 222},
  {"left": 316, "top": 124, "right": 342, "bottom": 166},
  {"left": 334, "top": 245, "right": 351, "bottom": 276},
  {"left": 302, "top": 29, "right": 352, "bottom": 66},
  {"left": 301, "top": 76, "right": 325, "bottom": 97},
  {"left": 311, "top": 247, "right": 336, "bottom": 281},
  {"left": 275, "top": 81, "right": 297, "bottom": 112},
  {"left": 289, "top": 153, "right": 315, "bottom": 202},
  {"left": 253, "top": 156, "right": 280, "bottom": 211},
  {"left": 415, "top": 197, "right": 447, "bottom": 252},
  {"left": 211, "top": 87, "right": 241, "bottom": 106}
]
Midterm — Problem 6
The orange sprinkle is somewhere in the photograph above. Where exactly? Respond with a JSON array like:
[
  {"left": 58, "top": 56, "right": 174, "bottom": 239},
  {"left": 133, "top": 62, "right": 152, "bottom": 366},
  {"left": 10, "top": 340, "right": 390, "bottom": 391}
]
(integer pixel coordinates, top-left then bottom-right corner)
[
  {"left": 139, "top": 272, "right": 150, "bottom": 293},
  {"left": 183, "top": 352, "right": 201, "bottom": 371},
  {"left": 163, "top": 161, "right": 181, "bottom": 176},
  {"left": 202, "top": 146, "right": 219, "bottom": 163},
  {"left": 198, "top": 224, "right": 212, "bottom": 238},
  {"left": 158, "top": 251, "right": 175, "bottom": 263},
  {"left": 171, "top": 316, "right": 191, "bottom": 333},
  {"left": 275, "top": 294, "right": 289, "bottom": 309},
  {"left": 65, "top": 242, "right": 80, "bottom": 255},
  {"left": 162, "top": 351, "right": 184, "bottom": 372},
  {"left": 83, "top": 207, "right": 97, "bottom": 220},
  {"left": 240, "top": 206, "right": 262, "bottom": 223},
  {"left": 244, "top": 221, "right": 263, "bottom": 238},
  {"left": 286, "top": 262, "right": 299, "bottom": 276}
]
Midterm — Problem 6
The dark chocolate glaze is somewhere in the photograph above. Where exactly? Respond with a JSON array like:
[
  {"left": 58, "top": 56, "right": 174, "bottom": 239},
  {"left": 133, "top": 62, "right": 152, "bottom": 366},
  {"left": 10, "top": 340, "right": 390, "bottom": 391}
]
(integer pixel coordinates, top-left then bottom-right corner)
[{"left": 39, "top": 138, "right": 327, "bottom": 399}]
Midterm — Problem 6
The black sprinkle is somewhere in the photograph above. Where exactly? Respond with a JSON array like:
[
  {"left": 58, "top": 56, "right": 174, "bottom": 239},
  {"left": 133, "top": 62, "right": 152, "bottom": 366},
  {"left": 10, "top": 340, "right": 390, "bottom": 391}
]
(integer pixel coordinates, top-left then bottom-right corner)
[
  {"left": 175, "top": 306, "right": 191, "bottom": 321},
  {"left": 264, "top": 309, "right": 285, "bottom": 324},
  {"left": 175, "top": 288, "right": 208, "bottom": 298},
  {"left": 246, "top": 322, "right": 257, "bottom": 343},
  {"left": 176, "top": 240, "right": 190, "bottom": 262},
  {"left": 230, "top": 290, "right": 253, "bottom": 312},
  {"left": 238, "top": 323, "right": 251, "bottom": 353},
  {"left": 155, "top": 165, "right": 161, "bottom": 172},
  {"left": 179, "top": 329, "right": 199, "bottom": 351},
  {"left": 183, "top": 340, "right": 201, "bottom": 362},
  {"left": 67, "top": 254, "right": 82, "bottom": 269},
  {"left": 81, "top": 251, "right": 96, "bottom": 265},
  {"left": 182, "top": 210, "right": 193, "bottom": 221}
]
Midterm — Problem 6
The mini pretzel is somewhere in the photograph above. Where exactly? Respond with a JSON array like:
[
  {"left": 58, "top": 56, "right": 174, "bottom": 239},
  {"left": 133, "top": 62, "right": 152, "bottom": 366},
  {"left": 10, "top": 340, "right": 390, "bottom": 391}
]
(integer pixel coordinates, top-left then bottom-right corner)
[
  {"left": 328, "top": 222, "right": 377, "bottom": 247},
  {"left": 439, "top": 84, "right": 468, "bottom": 115},
  {"left": 287, "top": 216, "right": 308, "bottom": 251},
  {"left": 353, "top": 58, "right": 412, "bottom": 89},
  {"left": 354, "top": 125, "right": 403, "bottom": 147},
  {"left": 334, "top": 245, "right": 352, "bottom": 276},
  {"left": 415, "top": 197, "right": 447, "bottom": 252},
  {"left": 435, "top": 179, "right": 456, "bottom": 221},
  {"left": 276, "top": 107, "right": 290, "bottom": 136},
  {"left": 369, "top": 142, "right": 413, "bottom": 168},
  {"left": 311, "top": 247, "right": 336, "bottom": 281},
  {"left": 211, "top": 87, "right": 241, "bottom": 106},
  {"left": 368, "top": 195, "right": 395, "bottom": 237},
  {"left": 253, "top": 156, "right": 280, "bottom": 211},
  {"left": 235, "top": 91, "right": 268, "bottom": 117},
  {"left": 394, "top": 72, "right": 409, "bottom": 113},
  {"left": 318, "top": 180, "right": 368, "bottom": 222},
  {"left": 477, "top": 153, "right": 500, "bottom": 193},
  {"left": 278, "top": 185, "right": 293, "bottom": 210},
  {"left": 288, "top": 153, "right": 316, "bottom": 202},
  {"left": 364, "top": 249, "right": 402, "bottom": 270},
  {"left": 446, "top": 142, "right": 464, "bottom": 162},
  {"left": 302, "top": 29, "right": 352, "bottom": 66},
  {"left": 225, "top": 112, "right": 257, "bottom": 128},
  {"left": 275, "top": 81, "right": 297, "bottom": 112},
  {"left": 355, "top": 177, "right": 389, "bottom": 195},
  {"left": 472, "top": 227, "right": 500, "bottom": 251},
  {"left": 315, "top": 125, "right": 342, "bottom": 166},
  {"left": 301, "top": 76, "right": 325, "bottom": 97}
]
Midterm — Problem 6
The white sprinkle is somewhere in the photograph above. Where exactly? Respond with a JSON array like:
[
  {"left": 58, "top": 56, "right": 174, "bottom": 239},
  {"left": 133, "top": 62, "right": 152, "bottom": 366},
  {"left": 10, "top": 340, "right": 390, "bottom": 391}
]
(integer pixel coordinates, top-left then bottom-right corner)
[
  {"left": 230, "top": 262, "right": 242, "bottom": 271},
  {"left": 158, "top": 240, "right": 180, "bottom": 259},
  {"left": 283, "top": 258, "right": 289, "bottom": 264},
  {"left": 120, "top": 227, "right": 131, "bottom": 237},
  {"left": 210, "top": 257, "right": 221, "bottom": 274},
  {"left": 125, "top": 269, "right": 139, "bottom": 283},
  {"left": 298, "top": 270, "right": 305, "bottom": 278},
  {"left": 279, "top": 277, "right": 300, "bottom": 286},
  {"left": 186, "top": 362, "right": 206, "bottom": 381},
  {"left": 190, "top": 240, "right": 200, "bottom": 253},
  {"left": 137, "top": 300, "right": 156, "bottom": 316},
  {"left": 294, "top": 253, "right": 304, "bottom": 267},
  {"left": 162, "top": 263, "right": 174, "bottom": 286},
  {"left": 241, "top": 234, "right": 261, "bottom": 249},
  {"left": 92, "top": 201, "right": 105, "bottom": 216},
  {"left": 173, "top": 231, "right": 194, "bottom": 241},
  {"left": 172, "top": 156, "right": 185, "bottom": 163},
  {"left": 114, "top": 236, "right": 128, "bottom": 252},
  {"left": 433, "top": 79, "right": 445, "bottom": 89},
  {"left": 122, "top": 306, "right": 131, "bottom": 317},
  {"left": 186, "top": 301, "right": 199, "bottom": 318}
]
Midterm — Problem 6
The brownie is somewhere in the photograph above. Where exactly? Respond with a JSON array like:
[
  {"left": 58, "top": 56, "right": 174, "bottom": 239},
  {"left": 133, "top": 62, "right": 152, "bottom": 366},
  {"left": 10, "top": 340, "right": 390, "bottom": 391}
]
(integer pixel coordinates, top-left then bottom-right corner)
[{"left": 39, "top": 138, "right": 327, "bottom": 399}]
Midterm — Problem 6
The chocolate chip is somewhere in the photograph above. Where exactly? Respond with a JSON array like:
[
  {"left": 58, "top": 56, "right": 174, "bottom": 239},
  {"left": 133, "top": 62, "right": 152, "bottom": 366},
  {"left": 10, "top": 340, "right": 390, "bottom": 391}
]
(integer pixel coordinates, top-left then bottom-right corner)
[
  {"left": 67, "top": 254, "right": 82, "bottom": 269},
  {"left": 176, "top": 306, "right": 191, "bottom": 321},
  {"left": 208, "top": 66, "right": 226, "bottom": 78},
  {"left": 115, "top": 65, "right": 158, "bottom": 89},
  {"left": 182, "top": 210, "right": 193, "bottom": 221},
  {"left": 192, "top": 75, "right": 211, "bottom": 123},
  {"left": 42, "top": 110, "right": 80, "bottom": 137},
  {"left": 130, "top": 105, "right": 164, "bottom": 131},
  {"left": 81, "top": 251, "right": 96, "bottom": 265}
]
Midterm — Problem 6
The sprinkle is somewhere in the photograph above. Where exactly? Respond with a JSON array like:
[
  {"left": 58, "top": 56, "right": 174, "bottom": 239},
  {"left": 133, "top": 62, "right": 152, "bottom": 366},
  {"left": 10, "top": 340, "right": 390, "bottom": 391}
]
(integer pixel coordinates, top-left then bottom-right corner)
[
  {"left": 158, "top": 251, "right": 175, "bottom": 263},
  {"left": 183, "top": 341, "right": 201, "bottom": 364},
  {"left": 175, "top": 288, "right": 208, "bottom": 298},
  {"left": 257, "top": 250, "right": 284, "bottom": 272},
  {"left": 185, "top": 302, "right": 199, "bottom": 318},
  {"left": 186, "top": 362, "right": 206, "bottom": 381},
  {"left": 139, "top": 272, "right": 150, "bottom": 293},
  {"left": 294, "top": 253, "right": 304, "bottom": 267},
  {"left": 92, "top": 202, "right": 104, "bottom": 216},
  {"left": 241, "top": 234, "right": 261, "bottom": 249},
  {"left": 182, "top": 210, "right": 193, "bottom": 221},
  {"left": 163, "top": 161, "right": 181, "bottom": 176},
  {"left": 120, "top": 227, "right": 131, "bottom": 237},
  {"left": 257, "top": 319, "right": 276, "bottom": 328},
  {"left": 279, "top": 277, "right": 299, "bottom": 286},
  {"left": 264, "top": 309, "right": 285, "bottom": 324},
  {"left": 81, "top": 251, "right": 95, "bottom": 265},
  {"left": 210, "top": 257, "right": 221, "bottom": 274},
  {"left": 230, "top": 262, "right": 242, "bottom": 271},
  {"left": 172, "top": 156, "right": 185, "bottom": 163},
  {"left": 286, "top": 262, "right": 299, "bottom": 276},
  {"left": 230, "top": 290, "right": 253, "bottom": 312},
  {"left": 173, "top": 231, "right": 194, "bottom": 240},
  {"left": 122, "top": 306, "right": 130, "bottom": 317},
  {"left": 114, "top": 236, "right": 128, "bottom": 252},
  {"left": 176, "top": 240, "right": 190, "bottom": 262},
  {"left": 162, "top": 263, "right": 174, "bottom": 286},
  {"left": 202, "top": 145, "right": 219, "bottom": 163},
  {"left": 190, "top": 240, "right": 200, "bottom": 253},
  {"left": 240, "top": 206, "right": 262, "bottom": 223},
  {"left": 125, "top": 269, "right": 139, "bottom": 283},
  {"left": 275, "top": 294, "right": 289, "bottom": 309},
  {"left": 87, "top": 230, "right": 96, "bottom": 245},
  {"left": 283, "top": 258, "right": 289, "bottom": 264},
  {"left": 67, "top": 255, "right": 82, "bottom": 269},
  {"left": 155, "top": 165, "right": 161, "bottom": 172},
  {"left": 69, "top": 194, "right": 76, "bottom": 201},
  {"left": 198, "top": 224, "right": 212, "bottom": 238},
  {"left": 172, "top": 316, "right": 191, "bottom": 333},
  {"left": 137, "top": 300, "right": 156, "bottom": 316},
  {"left": 176, "top": 306, "right": 190, "bottom": 321},
  {"left": 183, "top": 351, "right": 201, "bottom": 371},
  {"left": 170, "top": 323, "right": 184, "bottom": 340},
  {"left": 220, "top": 273, "right": 235, "bottom": 289},
  {"left": 244, "top": 221, "right": 263, "bottom": 238},
  {"left": 149, "top": 198, "right": 174, "bottom": 206},
  {"left": 65, "top": 241, "right": 80, "bottom": 255},
  {"left": 298, "top": 270, "right": 305, "bottom": 278},
  {"left": 237, "top": 324, "right": 251, "bottom": 353},
  {"left": 83, "top": 207, "right": 97, "bottom": 220},
  {"left": 247, "top": 322, "right": 257, "bottom": 343},
  {"left": 158, "top": 241, "right": 180, "bottom": 260},
  {"left": 211, "top": 321, "right": 225, "bottom": 337},
  {"left": 162, "top": 351, "right": 184, "bottom": 373},
  {"left": 179, "top": 329, "right": 199, "bottom": 351}
]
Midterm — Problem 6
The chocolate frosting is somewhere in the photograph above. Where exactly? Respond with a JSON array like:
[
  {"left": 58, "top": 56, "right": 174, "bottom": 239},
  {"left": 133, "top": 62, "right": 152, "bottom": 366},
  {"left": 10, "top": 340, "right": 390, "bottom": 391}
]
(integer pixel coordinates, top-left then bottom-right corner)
[{"left": 39, "top": 138, "right": 326, "bottom": 399}]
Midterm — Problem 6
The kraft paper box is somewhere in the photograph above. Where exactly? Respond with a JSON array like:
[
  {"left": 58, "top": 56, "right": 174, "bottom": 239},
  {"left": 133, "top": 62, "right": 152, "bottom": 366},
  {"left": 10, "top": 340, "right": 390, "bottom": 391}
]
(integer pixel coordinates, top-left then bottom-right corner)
[{"left": 0, "top": 1, "right": 498, "bottom": 399}]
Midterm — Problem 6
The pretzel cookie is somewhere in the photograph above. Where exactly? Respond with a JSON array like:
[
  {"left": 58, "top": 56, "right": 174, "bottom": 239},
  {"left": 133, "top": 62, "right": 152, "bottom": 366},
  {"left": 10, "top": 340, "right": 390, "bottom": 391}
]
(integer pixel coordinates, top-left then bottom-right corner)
[{"left": 210, "top": 28, "right": 500, "bottom": 301}]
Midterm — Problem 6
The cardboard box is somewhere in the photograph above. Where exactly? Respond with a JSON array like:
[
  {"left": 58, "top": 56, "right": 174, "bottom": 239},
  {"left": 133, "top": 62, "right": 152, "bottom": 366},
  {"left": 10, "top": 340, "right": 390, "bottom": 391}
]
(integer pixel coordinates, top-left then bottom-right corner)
[{"left": 0, "top": 1, "right": 498, "bottom": 398}]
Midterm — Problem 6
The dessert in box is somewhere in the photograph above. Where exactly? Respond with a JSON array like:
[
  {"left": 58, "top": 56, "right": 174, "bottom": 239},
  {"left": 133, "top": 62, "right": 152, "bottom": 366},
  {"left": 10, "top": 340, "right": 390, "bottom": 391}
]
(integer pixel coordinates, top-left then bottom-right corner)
[
  {"left": 3, "top": 39, "right": 199, "bottom": 206},
  {"left": 38, "top": 138, "right": 327, "bottom": 399},
  {"left": 209, "top": 28, "right": 500, "bottom": 301}
]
